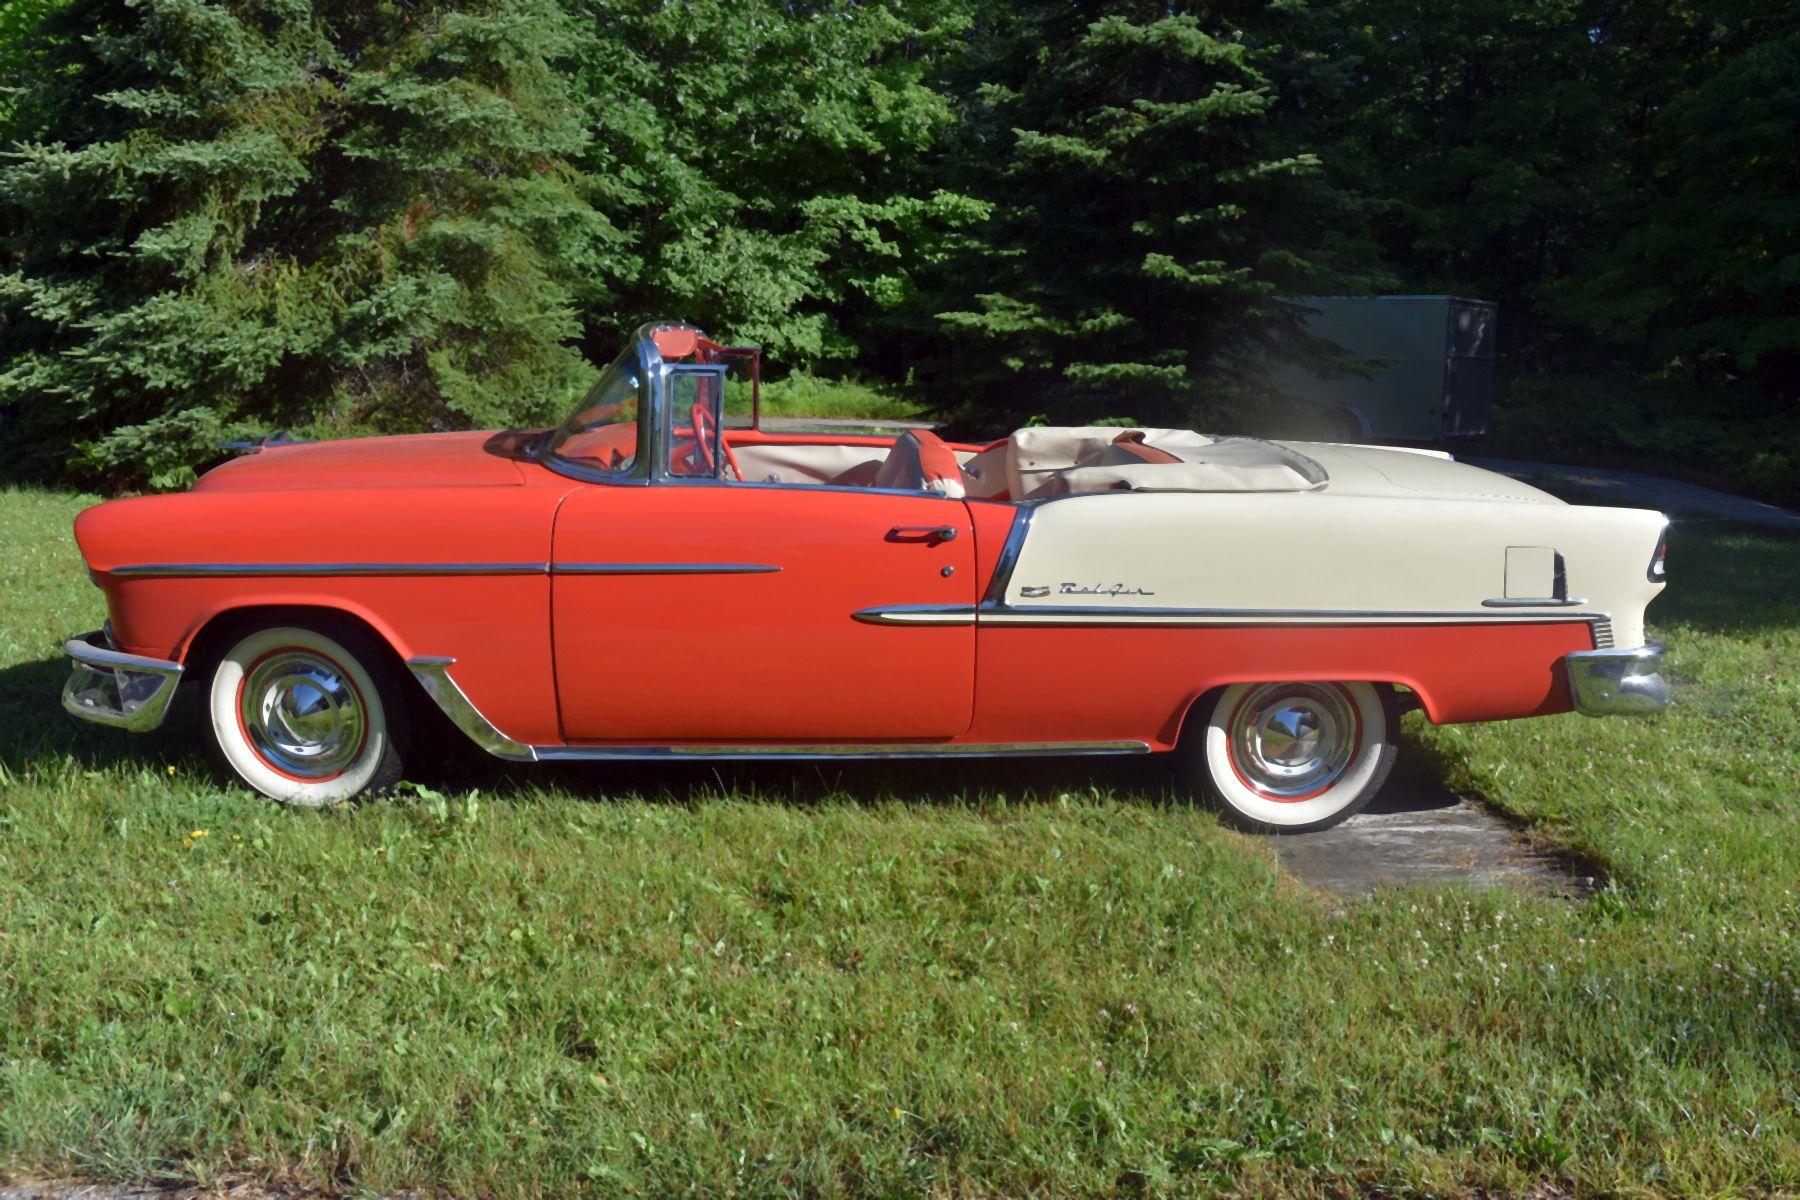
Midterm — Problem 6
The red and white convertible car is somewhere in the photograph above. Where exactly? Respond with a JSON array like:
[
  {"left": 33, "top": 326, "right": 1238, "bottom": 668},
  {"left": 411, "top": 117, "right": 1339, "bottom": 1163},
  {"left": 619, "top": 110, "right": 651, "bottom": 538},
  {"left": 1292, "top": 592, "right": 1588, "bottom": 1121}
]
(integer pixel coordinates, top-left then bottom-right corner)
[{"left": 63, "top": 322, "right": 1668, "bottom": 830}]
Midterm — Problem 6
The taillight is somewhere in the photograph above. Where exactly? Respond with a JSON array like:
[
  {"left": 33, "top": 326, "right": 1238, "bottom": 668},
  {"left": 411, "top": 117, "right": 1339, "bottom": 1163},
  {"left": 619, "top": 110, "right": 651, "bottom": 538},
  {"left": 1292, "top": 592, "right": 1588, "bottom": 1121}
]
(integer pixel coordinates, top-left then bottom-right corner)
[{"left": 1648, "top": 525, "right": 1668, "bottom": 583}]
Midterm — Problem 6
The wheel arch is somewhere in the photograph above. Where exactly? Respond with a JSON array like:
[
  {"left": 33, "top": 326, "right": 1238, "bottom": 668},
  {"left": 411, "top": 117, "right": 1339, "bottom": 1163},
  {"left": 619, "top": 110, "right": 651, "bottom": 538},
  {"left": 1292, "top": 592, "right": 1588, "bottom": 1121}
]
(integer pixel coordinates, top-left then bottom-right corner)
[
  {"left": 180, "top": 601, "right": 415, "bottom": 690},
  {"left": 1174, "top": 675, "right": 1422, "bottom": 746}
]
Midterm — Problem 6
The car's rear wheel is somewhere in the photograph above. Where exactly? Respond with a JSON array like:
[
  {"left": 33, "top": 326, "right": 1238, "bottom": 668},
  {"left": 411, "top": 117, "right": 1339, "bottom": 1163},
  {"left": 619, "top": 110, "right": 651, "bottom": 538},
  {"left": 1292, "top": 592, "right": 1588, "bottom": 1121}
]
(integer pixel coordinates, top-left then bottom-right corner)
[
  {"left": 205, "top": 619, "right": 407, "bottom": 805},
  {"left": 1180, "top": 681, "right": 1397, "bottom": 832}
]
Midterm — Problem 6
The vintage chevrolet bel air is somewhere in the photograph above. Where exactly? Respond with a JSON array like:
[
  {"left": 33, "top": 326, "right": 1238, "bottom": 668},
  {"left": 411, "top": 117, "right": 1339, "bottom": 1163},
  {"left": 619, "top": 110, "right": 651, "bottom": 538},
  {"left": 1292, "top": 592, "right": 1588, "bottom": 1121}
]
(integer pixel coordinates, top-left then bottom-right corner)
[{"left": 61, "top": 322, "right": 1669, "bottom": 831}]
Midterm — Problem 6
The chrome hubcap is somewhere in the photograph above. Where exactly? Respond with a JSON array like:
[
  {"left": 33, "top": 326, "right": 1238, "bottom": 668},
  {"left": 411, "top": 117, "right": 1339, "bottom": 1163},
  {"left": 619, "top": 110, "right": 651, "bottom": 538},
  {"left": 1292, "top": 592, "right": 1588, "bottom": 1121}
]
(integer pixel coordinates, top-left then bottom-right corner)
[
  {"left": 1229, "top": 683, "right": 1357, "bottom": 799},
  {"left": 240, "top": 651, "right": 365, "bottom": 779}
]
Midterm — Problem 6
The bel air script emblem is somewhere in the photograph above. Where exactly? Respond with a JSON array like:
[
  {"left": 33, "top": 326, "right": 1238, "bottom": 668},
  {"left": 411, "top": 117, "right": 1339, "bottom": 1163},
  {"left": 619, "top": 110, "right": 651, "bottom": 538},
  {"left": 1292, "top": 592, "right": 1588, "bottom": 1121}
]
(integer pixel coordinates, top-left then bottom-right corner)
[{"left": 1020, "top": 582, "right": 1156, "bottom": 598}]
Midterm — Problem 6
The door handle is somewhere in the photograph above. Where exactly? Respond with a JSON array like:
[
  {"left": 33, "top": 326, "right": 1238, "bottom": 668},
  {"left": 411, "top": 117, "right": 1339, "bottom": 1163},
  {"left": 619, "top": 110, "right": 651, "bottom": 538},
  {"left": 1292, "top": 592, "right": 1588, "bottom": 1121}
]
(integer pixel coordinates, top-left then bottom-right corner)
[{"left": 886, "top": 525, "right": 958, "bottom": 544}]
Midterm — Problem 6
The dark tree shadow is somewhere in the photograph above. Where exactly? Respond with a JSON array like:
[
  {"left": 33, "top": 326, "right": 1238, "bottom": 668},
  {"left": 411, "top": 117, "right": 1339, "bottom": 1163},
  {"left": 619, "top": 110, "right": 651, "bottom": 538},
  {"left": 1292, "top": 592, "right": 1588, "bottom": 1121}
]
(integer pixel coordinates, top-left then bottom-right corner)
[{"left": 1650, "top": 521, "right": 1800, "bottom": 637}]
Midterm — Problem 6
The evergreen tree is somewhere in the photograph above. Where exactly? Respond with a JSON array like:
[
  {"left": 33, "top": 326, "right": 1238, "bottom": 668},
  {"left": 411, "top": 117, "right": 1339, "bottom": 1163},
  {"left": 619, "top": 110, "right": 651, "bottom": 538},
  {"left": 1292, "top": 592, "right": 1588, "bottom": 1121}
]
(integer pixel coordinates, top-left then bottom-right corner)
[
  {"left": 922, "top": 2, "right": 1384, "bottom": 431},
  {"left": 0, "top": 0, "right": 606, "bottom": 488}
]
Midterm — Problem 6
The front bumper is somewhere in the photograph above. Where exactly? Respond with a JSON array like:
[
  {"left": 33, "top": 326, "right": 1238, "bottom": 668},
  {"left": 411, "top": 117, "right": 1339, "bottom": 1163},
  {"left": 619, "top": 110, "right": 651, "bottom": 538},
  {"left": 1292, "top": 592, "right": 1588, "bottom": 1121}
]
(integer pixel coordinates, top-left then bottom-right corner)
[
  {"left": 62, "top": 629, "right": 184, "bottom": 732},
  {"left": 1565, "top": 642, "right": 1667, "bottom": 716}
]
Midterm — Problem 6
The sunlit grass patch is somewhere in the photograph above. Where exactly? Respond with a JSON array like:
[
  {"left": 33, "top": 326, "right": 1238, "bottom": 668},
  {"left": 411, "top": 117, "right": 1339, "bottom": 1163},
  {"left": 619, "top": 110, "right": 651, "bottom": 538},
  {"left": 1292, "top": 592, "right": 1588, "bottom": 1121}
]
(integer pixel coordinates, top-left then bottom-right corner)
[{"left": 2, "top": 489, "right": 1797, "bottom": 1198}]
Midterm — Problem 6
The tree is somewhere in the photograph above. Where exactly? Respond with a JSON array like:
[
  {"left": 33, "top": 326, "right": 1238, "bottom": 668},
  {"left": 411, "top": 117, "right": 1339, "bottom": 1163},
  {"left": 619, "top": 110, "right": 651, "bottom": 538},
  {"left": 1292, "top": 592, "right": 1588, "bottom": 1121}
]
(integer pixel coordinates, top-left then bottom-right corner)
[
  {"left": 566, "top": 0, "right": 984, "bottom": 369},
  {"left": 1553, "top": 6, "right": 1798, "bottom": 401},
  {"left": 1335, "top": 0, "right": 1799, "bottom": 502},
  {"left": 0, "top": 0, "right": 69, "bottom": 127},
  {"left": 919, "top": 1, "right": 1386, "bottom": 432},
  {"left": 0, "top": 0, "right": 607, "bottom": 488}
]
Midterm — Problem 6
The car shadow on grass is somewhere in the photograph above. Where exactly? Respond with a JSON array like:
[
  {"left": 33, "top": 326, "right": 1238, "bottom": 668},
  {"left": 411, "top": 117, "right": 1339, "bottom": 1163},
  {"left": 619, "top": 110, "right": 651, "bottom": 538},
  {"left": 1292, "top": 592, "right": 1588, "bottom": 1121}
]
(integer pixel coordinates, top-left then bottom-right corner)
[
  {"left": 414, "top": 721, "right": 1472, "bottom": 826},
  {"left": 0, "top": 650, "right": 1198, "bottom": 810},
  {"left": 0, "top": 654, "right": 209, "bottom": 779},
  {"left": 427, "top": 739, "right": 1192, "bottom": 812}
]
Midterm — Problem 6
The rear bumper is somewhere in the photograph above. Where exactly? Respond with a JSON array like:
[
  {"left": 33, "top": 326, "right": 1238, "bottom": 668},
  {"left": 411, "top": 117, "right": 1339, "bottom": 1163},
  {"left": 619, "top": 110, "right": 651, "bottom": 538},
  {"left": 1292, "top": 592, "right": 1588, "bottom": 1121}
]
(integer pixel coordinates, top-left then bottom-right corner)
[
  {"left": 62, "top": 629, "right": 184, "bottom": 732},
  {"left": 1565, "top": 643, "right": 1667, "bottom": 716}
]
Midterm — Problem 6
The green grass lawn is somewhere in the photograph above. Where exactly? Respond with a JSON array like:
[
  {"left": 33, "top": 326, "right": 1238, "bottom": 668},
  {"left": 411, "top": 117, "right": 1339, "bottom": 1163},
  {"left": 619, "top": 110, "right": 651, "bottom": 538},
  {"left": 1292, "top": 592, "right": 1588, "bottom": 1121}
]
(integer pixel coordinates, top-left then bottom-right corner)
[
  {"left": 727, "top": 373, "right": 926, "bottom": 424},
  {"left": 2, "top": 488, "right": 1797, "bottom": 1199}
]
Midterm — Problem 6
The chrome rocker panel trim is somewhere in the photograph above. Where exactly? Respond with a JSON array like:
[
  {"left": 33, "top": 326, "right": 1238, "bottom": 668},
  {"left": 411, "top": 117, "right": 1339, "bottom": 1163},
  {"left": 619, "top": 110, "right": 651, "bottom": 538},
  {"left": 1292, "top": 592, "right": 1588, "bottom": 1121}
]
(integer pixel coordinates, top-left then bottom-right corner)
[
  {"left": 407, "top": 655, "right": 1147, "bottom": 762},
  {"left": 62, "top": 630, "right": 184, "bottom": 732},
  {"left": 535, "top": 741, "right": 1151, "bottom": 761},
  {"left": 1565, "top": 642, "right": 1668, "bottom": 716}
]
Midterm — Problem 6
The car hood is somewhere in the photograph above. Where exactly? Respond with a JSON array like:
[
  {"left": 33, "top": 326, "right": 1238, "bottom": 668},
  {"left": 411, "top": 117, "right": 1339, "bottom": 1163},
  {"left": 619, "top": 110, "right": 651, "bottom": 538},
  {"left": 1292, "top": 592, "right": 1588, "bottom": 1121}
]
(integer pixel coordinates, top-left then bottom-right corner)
[
  {"left": 192, "top": 430, "right": 539, "bottom": 492},
  {"left": 1279, "top": 441, "right": 1560, "bottom": 505}
]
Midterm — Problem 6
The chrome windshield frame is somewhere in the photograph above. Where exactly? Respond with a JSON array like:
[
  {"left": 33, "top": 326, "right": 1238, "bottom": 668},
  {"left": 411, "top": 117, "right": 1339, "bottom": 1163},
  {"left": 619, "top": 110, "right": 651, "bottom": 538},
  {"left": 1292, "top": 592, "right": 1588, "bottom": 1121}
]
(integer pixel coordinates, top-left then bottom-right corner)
[
  {"left": 543, "top": 321, "right": 696, "bottom": 484},
  {"left": 542, "top": 320, "right": 958, "bottom": 499}
]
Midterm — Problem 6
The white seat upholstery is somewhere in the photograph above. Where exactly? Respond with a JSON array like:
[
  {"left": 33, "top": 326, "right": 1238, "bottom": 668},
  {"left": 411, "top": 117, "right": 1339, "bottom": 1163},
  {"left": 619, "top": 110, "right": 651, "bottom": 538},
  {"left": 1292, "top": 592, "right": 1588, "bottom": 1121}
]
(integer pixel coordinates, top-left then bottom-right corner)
[{"left": 874, "top": 429, "right": 967, "bottom": 497}]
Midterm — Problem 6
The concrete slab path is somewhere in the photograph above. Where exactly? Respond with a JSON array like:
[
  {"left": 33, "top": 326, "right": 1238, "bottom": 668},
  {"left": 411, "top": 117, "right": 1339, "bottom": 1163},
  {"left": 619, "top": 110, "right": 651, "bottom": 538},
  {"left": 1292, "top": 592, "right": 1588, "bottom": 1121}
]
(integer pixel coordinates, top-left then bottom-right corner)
[{"left": 1270, "top": 786, "right": 1602, "bottom": 900}]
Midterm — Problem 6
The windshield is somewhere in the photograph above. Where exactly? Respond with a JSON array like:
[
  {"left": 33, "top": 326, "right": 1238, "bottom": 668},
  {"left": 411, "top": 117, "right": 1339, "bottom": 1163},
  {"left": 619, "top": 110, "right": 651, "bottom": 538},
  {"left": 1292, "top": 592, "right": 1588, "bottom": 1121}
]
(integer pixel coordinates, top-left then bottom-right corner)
[{"left": 546, "top": 348, "right": 642, "bottom": 473}]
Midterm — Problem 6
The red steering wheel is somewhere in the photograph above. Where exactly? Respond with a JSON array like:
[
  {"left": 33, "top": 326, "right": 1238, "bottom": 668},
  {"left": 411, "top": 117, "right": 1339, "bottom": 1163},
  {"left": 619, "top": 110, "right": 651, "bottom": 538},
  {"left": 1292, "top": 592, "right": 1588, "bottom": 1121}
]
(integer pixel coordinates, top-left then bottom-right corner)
[{"left": 689, "top": 400, "right": 717, "bottom": 475}]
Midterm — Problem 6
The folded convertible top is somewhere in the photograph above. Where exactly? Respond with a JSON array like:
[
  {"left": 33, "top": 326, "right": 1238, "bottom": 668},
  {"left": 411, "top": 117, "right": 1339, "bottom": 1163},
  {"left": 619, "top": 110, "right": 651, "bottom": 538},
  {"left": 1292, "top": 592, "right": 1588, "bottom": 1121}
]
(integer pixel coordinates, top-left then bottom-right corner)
[{"left": 1000, "top": 426, "right": 1330, "bottom": 498}]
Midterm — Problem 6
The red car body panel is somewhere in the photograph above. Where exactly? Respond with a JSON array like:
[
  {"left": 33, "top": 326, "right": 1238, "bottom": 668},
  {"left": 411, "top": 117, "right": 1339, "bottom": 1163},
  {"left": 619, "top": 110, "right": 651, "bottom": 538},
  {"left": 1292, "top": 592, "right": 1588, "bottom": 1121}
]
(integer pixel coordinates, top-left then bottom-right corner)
[
  {"left": 551, "top": 484, "right": 977, "bottom": 741},
  {"left": 193, "top": 430, "right": 530, "bottom": 492},
  {"left": 962, "top": 621, "right": 1586, "bottom": 750},
  {"left": 75, "top": 471, "right": 573, "bottom": 745}
]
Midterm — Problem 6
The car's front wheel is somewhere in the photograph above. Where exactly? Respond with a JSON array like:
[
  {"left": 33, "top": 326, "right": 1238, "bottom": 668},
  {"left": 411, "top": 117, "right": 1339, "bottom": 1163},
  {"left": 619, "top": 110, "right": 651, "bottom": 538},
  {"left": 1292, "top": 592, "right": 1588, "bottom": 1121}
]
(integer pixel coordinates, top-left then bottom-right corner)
[
  {"left": 205, "top": 619, "right": 408, "bottom": 805},
  {"left": 1180, "top": 681, "right": 1397, "bottom": 833}
]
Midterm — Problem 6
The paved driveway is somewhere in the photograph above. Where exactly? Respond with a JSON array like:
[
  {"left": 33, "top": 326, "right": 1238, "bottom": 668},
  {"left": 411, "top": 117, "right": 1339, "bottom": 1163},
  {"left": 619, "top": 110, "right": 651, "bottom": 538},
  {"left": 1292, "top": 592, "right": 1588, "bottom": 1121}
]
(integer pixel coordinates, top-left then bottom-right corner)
[{"left": 1465, "top": 456, "right": 1800, "bottom": 531}]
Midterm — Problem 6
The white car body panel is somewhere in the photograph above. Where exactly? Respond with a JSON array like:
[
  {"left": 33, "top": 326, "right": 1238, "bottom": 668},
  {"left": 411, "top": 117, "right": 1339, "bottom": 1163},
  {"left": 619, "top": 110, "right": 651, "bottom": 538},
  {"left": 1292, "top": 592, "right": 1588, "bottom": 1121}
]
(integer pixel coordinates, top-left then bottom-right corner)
[{"left": 1001, "top": 444, "right": 1666, "bottom": 651}]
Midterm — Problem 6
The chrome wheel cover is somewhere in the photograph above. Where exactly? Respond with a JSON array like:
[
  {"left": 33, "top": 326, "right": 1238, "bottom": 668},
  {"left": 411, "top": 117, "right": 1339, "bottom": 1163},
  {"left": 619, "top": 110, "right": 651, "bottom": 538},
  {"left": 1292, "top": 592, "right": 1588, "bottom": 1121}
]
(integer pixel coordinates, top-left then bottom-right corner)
[
  {"left": 1228, "top": 683, "right": 1358, "bottom": 799},
  {"left": 239, "top": 650, "right": 366, "bottom": 780}
]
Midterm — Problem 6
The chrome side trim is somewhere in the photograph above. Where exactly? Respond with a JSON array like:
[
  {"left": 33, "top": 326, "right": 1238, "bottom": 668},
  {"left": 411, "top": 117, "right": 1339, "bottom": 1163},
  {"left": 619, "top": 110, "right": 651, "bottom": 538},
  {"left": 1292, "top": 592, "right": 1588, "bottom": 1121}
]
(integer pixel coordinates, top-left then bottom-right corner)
[
  {"left": 1589, "top": 617, "right": 1615, "bottom": 649},
  {"left": 110, "top": 562, "right": 547, "bottom": 579},
  {"left": 852, "top": 604, "right": 979, "bottom": 626},
  {"left": 1481, "top": 597, "right": 1590, "bottom": 608},
  {"left": 1566, "top": 643, "right": 1668, "bottom": 716},
  {"left": 534, "top": 740, "right": 1150, "bottom": 762},
  {"left": 110, "top": 561, "right": 781, "bottom": 579},
  {"left": 553, "top": 562, "right": 780, "bottom": 575},
  {"left": 62, "top": 630, "right": 184, "bottom": 732},
  {"left": 405, "top": 657, "right": 537, "bottom": 761},
  {"left": 982, "top": 503, "right": 1036, "bottom": 606},
  {"left": 699, "top": 478, "right": 964, "bottom": 500},
  {"left": 975, "top": 605, "right": 1605, "bottom": 627},
  {"left": 407, "top": 655, "right": 1147, "bottom": 761}
]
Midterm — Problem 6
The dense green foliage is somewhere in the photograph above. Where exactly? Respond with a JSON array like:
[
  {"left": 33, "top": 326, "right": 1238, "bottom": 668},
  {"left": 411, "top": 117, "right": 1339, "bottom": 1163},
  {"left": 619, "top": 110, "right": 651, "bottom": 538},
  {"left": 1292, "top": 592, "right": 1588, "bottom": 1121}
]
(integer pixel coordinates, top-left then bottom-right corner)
[
  {"left": 0, "top": 0, "right": 601, "bottom": 488},
  {"left": 1340, "top": 0, "right": 1799, "bottom": 500},
  {"left": 0, "top": 0, "right": 1794, "bottom": 497},
  {"left": 568, "top": 0, "right": 982, "bottom": 367},
  {"left": 5, "top": 491, "right": 1800, "bottom": 1195},
  {"left": 919, "top": 2, "right": 1386, "bottom": 430}
]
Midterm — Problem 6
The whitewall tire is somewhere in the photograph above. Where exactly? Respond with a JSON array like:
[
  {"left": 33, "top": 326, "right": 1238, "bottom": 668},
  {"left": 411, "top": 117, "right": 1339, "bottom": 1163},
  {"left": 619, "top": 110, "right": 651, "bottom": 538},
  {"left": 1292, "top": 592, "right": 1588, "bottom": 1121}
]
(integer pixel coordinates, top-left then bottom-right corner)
[
  {"left": 1181, "top": 681, "right": 1397, "bottom": 833},
  {"left": 206, "top": 620, "right": 407, "bottom": 806}
]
